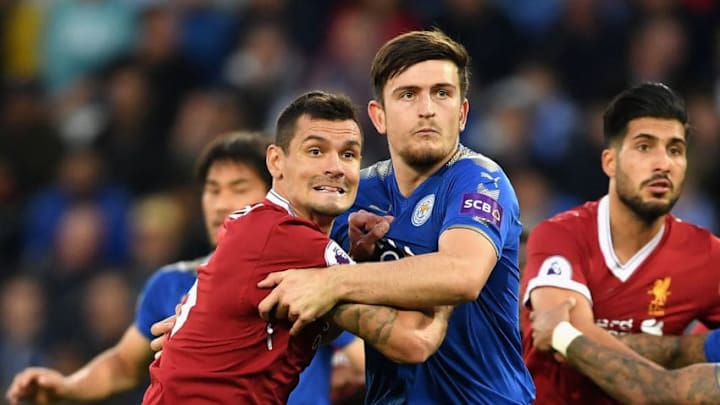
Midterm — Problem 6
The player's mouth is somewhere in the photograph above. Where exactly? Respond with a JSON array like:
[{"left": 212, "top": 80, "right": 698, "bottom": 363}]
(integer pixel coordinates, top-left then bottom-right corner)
[
  {"left": 413, "top": 127, "right": 440, "bottom": 137},
  {"left": 313, "top": 185, "right": 347, "bottom": 195},
  {"left": 645, "top": 178, "right": 672, "bottom": 194}
]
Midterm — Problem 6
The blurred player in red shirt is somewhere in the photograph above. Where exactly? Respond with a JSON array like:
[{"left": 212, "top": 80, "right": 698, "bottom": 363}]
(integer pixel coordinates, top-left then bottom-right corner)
[
  {"left": 142, "top": 91, "right": 448, "bottom": 405},
  {"left": 521, "top": 82, "right": 720, "bottom": 404}
]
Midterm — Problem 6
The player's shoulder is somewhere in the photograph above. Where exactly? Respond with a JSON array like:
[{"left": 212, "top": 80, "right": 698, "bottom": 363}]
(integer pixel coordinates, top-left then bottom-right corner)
[
  {"left": 667, "top": 215, "right": 720, "bottom": 250},
  {"left": 155, "top": 255, "right": 208, "bottom": 277},
  {"left": 360, "top": 159, "right": 392, "bottom": 182},
  {"left": 143, "top": 255, "right": 206, "bottom": 290},
  {"left": 447, "top": 145, "right": 503, "bottom": 174},
  {"left": 533, "top": 200, "right": 598, "bottom": 236}
]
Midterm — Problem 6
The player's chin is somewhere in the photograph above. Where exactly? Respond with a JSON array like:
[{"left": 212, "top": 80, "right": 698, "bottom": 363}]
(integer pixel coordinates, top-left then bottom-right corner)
[{"left": 314, "top": 200, "right": 353, "bottom": 217}]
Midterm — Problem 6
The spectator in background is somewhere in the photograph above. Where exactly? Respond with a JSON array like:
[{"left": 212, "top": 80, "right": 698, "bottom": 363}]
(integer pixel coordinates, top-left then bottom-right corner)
[
  {"left": 22, "top": 148, "right": 131, "bottom": 267},
  {"left": 0, "top": 276, "right": 47, "bottom": 394},
  {"left": 42, "top": 0, "right": 137, "bottom": 92}
]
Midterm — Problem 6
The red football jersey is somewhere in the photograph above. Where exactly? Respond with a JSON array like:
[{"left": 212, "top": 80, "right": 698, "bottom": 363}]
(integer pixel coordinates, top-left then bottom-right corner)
[
  {"left": 521, "top": 196, "right": 720, "bottom": 405},
  {"left": 142, "top": 191, "right": 352, "bottom": 405}
]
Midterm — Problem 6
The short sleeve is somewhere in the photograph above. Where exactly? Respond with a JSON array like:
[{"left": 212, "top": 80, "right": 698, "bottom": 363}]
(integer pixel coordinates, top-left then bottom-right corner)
[
  {"left": 521, "top": 220, "right": 592, "bottom": 308},
  {"left": 135, "top": 269, "right": 196, "bottom": 339},
  {"left": 331, "top": 331, "right": 356, "bottom": 350},
  {"left": 441, "top": 160, "right": 519, "bottom": 257}
]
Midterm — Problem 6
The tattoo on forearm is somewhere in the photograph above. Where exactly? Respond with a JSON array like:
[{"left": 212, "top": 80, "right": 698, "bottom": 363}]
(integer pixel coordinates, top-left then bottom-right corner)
[
  {"left": 330, "top": 303, "right": 398, "bottom": 348},
  {"left": 569, "top": 337, "right": 720, "bottom": 404},
  {"left": 619, "top": 333, "right": 708, "bottom": 368}
]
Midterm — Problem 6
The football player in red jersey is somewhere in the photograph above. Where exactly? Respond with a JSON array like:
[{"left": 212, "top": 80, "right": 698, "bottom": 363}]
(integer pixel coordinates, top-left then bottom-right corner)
[
  {"left": 142, "top": 91, "right": 449, "bottom": 405},
  {"left": 521, "top": 82, "right": 720, "bottom": 404}
]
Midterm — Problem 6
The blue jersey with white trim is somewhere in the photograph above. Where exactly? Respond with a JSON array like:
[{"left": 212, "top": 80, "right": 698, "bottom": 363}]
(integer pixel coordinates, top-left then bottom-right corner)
[
  {"left": 332, "top": 145, "right": 535, "bottom": 404},
  {"left": 135, "top": 256, "right": 207, "bottom": 340}
]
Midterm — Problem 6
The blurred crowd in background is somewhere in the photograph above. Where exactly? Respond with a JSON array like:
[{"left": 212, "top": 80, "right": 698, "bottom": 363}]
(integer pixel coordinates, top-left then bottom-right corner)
[{"left": 1, "top": 0, "right": 720, "bottom": 403}]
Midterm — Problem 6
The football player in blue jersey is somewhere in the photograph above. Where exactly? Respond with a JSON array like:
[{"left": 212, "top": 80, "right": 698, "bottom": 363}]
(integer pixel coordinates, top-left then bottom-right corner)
[
  {"left": 7, "top": 132, "right": 365, "bottom": 405},
  {"left": 258, "top": 29, "right": 535, "bottom": 404}
]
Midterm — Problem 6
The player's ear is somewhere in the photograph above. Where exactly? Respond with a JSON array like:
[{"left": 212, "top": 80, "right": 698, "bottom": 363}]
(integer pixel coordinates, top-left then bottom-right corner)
[
  {"left": 266, "top": 144, "right": 284, "bottom": 180},
  {"left": 368, "top": 100, "right": 387, "bottom": 136},
  {"left": 601, "top": 148, "right": 615, "bottom": 178},
  {"left": 458, "top": 98, "right": 469, "bottom": 131}
]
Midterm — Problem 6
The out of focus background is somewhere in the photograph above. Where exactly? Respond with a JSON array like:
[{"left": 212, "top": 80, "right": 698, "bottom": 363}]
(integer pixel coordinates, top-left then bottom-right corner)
[{"left": 1, "top": 0, "right": 719, "bottom": 403}]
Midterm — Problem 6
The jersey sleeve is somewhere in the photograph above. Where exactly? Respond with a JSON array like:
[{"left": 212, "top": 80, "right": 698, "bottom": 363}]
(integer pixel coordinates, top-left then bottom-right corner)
[
  {"left": 441, "top": 160, "right": 518, "bottom": 257},
  {"left": 699, "top": 240, "right": 720, "bottom": 327},
  {"left": 135, "top": 270, "right": 186, "bottom": 340},
  {"left": 241, "top": 219, "right": 351, "bottom": 308},
  {"left": 331, "top": 210, "right": 352, "bottom": 251},
  {"left": 330, "top": 331, "right": 356, "bottom": 350},
  {"left": 521, "top": 219, "right": 593, "bottom": 308}
]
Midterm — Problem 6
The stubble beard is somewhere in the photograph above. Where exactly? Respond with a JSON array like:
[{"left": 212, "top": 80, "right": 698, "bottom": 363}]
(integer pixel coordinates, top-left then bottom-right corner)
[
  {"left": 398, "top": 141, "right": 454, "bottom": 172},
  {"left": 615, "top": 171, "right": 681, "bottom": 225}
]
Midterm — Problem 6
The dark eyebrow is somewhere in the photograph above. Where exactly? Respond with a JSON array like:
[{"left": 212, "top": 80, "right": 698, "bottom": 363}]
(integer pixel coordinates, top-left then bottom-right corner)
[
  {"left": 344, "top": 139, "right": 362, "bottom": 149},
  {"left": 632, "top": 133, "right": 686, "bottom": 146},
  {"left": 205, "top": 178, "right": 250, "bottom": 187}
]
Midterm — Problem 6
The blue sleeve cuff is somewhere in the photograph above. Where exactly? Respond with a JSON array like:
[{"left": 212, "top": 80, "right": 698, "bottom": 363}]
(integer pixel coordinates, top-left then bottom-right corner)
[{"left": 704, "top": 328, "right": 720, "bottom": 362}]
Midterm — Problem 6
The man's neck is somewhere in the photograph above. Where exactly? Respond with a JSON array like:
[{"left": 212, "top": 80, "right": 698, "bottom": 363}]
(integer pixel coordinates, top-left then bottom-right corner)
[
  {"left": 391, "top": 148, "right": 457, "bottom": 197},
  {"left": 608, "top": 195, "right": 665, "bottom": 264}
]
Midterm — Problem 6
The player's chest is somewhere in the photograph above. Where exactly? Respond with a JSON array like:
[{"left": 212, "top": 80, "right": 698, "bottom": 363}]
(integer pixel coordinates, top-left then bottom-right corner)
[{"left": 586, "top": 253, "right": 714, "bottom": 335}]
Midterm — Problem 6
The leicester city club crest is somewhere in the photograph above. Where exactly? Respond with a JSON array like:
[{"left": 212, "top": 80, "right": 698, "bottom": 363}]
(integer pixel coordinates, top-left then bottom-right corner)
[{"left": 412, "top": 194, "right": 435, "bottom": 227}]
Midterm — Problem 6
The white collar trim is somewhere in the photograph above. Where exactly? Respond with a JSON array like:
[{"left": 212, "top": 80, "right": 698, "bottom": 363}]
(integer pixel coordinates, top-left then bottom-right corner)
[
  {"left": 266, "top": 189, "right": 294, "bottom": 215},
  {"left": 597, "top": 195, "right": 665, "bottom": 282}
]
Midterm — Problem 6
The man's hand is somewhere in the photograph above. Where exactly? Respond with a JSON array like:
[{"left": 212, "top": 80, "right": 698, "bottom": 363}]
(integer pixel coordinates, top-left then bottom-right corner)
[
  {"left": 530, "top": 297, "right": 576, "bottom": 352},
  {"left": 257, "top": 268, "right": 338, "bottom": 335},
  {"left": 348, "top": 210, "right": 393, "bottom": 261},
  {"left": 150, "top": 314, "right": 177, "bottom": 355},
  {"left": 6, "top": 367, "right": 67, "bottom": 404}
]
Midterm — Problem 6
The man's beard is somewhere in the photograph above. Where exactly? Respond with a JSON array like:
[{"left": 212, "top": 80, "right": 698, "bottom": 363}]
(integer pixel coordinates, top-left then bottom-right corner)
[
  {"left": 616, "top": 174, "right": 681, "bottom": 225},
  {"left": 398, "top": 143, "right": 452, "bottom": 171}
]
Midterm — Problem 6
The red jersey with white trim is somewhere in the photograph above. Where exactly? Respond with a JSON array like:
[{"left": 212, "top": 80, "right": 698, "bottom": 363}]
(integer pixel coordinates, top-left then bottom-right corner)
[
  {"left": 521, "top": 196, "right": 720, "bottom": 405},
  {"left": 142, "top": 191, "right": 352, "bottom": 405}
]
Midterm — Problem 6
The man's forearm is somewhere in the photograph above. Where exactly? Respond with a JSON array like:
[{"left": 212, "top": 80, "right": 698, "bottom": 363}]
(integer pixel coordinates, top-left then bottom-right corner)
[
  {"left": 330, "top": 303, "right": 449, "bottom": 363},
  {"left": 618, "top": 333, "right": 708, "bottom": 369},
  {"left": 567, "top": 336, "right": 720, "bottom": 404},
  {"left": 63, "top": 347, "right": 144, "bottom": 400},
  {"left": 331, "top": 252, "right": 489, "bottom": 309}
]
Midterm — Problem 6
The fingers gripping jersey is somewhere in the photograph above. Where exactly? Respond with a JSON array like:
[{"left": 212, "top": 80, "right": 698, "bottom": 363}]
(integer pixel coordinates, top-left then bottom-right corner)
[
  {"left": 142, "top": 191, "right": 352, "bottom": 405},
  {"left": 332, "top": 145, "right": 535, "bottom": 404}
]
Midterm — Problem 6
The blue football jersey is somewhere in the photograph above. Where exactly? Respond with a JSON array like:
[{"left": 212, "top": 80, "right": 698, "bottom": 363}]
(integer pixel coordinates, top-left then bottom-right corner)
[
  {"left": 135, "top": 256, "right": 207, "bottom": 340},
  {"left": 332, "top": 145, "right": 535, "bottom": 404}
]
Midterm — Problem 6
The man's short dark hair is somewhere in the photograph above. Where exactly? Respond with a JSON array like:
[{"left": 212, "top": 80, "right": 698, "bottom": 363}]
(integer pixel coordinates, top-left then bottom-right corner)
[
  {"left": 370, "top": 29, "right": 471, "bottom": 104},
  {"left": 603, "top": 82, "right": 689, "bottom": 146},
  {"left": 274, "top": 91, "right": 360, "bottom": 151},
  {"left": 195, "top": 132, "right": 271, "bottom": 187}
]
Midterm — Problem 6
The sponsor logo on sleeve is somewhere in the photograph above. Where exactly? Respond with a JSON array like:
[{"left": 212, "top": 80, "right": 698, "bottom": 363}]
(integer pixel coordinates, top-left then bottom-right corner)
[
  {"left": 460, "top": 192, "right": 502, "bottom": 227},
  {"left": 539, "top": 255, "right": 572, "bottom": 279},
  {"left": 324, "top": 240, "right": 353, "bottom": 266}
]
